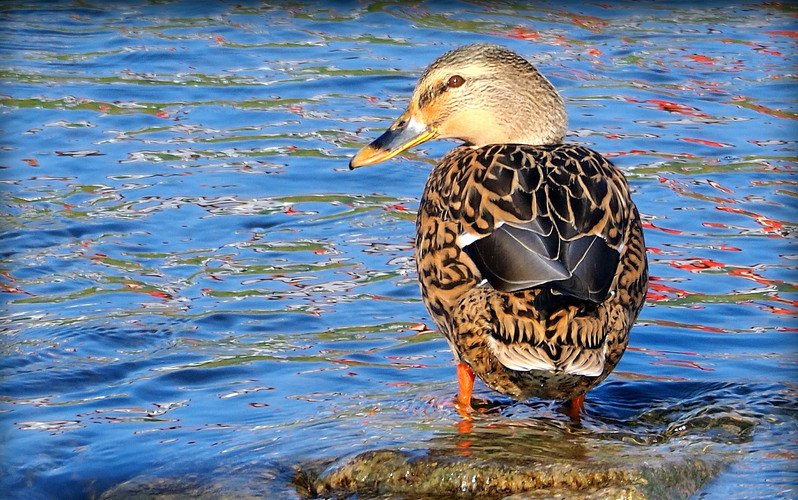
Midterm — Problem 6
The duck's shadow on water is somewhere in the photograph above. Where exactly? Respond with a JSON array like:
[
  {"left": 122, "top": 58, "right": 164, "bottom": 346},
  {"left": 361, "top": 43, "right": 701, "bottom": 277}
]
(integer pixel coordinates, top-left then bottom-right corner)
[{"left": 103, "top": 380, "right": 796, "bottom": 499}]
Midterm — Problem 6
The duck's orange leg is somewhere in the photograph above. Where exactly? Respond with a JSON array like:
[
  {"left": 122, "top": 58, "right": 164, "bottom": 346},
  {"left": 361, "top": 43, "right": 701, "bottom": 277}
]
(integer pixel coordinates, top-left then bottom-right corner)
[
  {"left": 567, "top": 394, "right": 585, "bottom": 420},
  {"left": 456, "top": 363, "right": 475, "bottom": 411}
]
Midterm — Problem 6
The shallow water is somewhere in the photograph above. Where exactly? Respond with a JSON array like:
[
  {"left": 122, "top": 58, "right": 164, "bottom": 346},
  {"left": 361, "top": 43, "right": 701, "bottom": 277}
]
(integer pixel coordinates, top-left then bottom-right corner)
[{"left": 1, "top": 1, "right": 796, "bottom": 498}]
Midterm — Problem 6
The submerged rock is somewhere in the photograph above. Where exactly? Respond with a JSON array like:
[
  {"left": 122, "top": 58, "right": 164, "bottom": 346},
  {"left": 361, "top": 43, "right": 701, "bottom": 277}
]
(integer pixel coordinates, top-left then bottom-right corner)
[
  {"left": 294, "top": 447, "right": 727, "bottom": 499},
  {"left": 101, "top": 476, "right": 226, "bottom": 500}
]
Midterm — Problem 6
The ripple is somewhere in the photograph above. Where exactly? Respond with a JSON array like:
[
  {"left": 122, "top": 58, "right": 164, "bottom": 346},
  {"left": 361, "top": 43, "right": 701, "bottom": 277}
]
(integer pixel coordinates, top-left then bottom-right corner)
[{"left": 1, "top": 1, "right": 796, "bottom": 499}]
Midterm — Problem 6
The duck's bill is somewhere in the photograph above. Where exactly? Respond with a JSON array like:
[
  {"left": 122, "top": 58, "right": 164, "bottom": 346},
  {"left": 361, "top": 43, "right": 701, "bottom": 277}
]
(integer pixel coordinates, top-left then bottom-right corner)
[{"left": 349, "top": 115, "right": 436, "bottom": 169}]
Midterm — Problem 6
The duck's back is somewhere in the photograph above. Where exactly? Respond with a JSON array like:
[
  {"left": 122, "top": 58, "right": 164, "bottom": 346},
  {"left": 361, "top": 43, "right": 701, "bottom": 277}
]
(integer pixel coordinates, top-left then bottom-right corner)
[{"left": 415, "top": 143, "right": 648, "bottom": 400}]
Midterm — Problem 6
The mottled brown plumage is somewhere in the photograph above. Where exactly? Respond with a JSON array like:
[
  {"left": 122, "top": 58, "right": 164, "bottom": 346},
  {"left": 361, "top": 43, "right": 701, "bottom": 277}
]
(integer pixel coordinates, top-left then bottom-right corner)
[{"left": 350, "top": 43, "right": 648, "bottom": 408}]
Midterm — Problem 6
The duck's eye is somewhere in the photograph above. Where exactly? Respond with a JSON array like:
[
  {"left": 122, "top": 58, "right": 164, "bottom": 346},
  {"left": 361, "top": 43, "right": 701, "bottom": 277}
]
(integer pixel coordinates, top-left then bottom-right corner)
[{"left": 447, "top": 75, "right": 465, "bottom": 88}]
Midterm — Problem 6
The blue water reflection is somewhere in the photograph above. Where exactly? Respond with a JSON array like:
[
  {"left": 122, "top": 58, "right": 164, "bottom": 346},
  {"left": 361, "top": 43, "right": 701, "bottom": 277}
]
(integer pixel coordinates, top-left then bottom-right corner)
[{"left": 1, "top": 1, "right": 796, "bottom": 498}]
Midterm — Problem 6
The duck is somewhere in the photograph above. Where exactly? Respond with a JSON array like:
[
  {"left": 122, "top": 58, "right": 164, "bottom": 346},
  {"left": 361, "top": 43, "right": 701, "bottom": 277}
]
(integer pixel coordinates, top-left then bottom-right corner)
[{"left": 350, "top": 43, "right": 648, "bottom": 414}]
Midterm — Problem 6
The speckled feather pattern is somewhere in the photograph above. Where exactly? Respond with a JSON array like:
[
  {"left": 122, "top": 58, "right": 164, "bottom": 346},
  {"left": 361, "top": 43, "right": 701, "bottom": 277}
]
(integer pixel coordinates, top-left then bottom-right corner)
[
  {"left": 349, "top": 43, "right": 649, "bottom": 402},
  {"left": 415, "top": 143, "right": 648, "bottom": 400}
]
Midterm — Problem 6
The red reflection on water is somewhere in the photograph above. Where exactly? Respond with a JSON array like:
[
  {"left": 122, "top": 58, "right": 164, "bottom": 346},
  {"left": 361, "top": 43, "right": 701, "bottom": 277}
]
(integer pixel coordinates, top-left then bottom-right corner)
[
  {"left": 740, "top": 292, "right": 798, "bottom": 316},
  {"left": 642, "top": 221, "right": 683, "bottom": 235},
  {"left": 646, "top": 279, "right": 695, "bottom": 302},
  {"left": 764, "top": 30, "right": 798, "bottom": 38},
  {"left": 706, "top": 179, "right": 734, "bottom": 194},
  {"left": 728, "top": 268, "right": 774, "bottom": 286},
  {"left": 716, "top": 205, "right": 789, "bottom": 236},
  {"left": 684, "top": 54, "right": 715, "bottom": 65},
  {"left": 670, "top": 258, "right": 726, "bottom": 272},
  {"left": 570, "top": 16, "right": 608, "bottom": 32},
  {"left": 757, "top": 304, "right": 798, "bottom": 315},
  {"left": 627, "top": 346, "right": 715, "bottom": 371},
  {"left": 603, "top": 149, "right": 649, "bottom": 158},
  {"left": 504, "top": 27, "right": 540, "bottom": 40},
  {"left": 0, "top": 283, "right": 34, "bottom": 295},
  {"left": 681, "top": 137, "right": 733, "bottom": 148},
  {"left": 647, "top": 319, "right": 728, "bottom": 334},
  {"left": 650, "top": 359, "right": 715, "bottom": 371},
  {"left": 625, "top": 98, "right": 711, "bottom": 118},
  {"left": 728, "top": 96, "right": 798, "bottom": 120}
]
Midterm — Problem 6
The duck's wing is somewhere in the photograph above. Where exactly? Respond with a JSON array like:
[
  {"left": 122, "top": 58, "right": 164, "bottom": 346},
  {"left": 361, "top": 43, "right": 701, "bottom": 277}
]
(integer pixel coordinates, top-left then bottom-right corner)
[
  {"left": 449, "top": 144, "right": 638, "bottom": 377},
  {"left": 464, "top": 219, "right": 618, "bottom": 304},
  {"left": 418, "top": 144, "right": 646, "bottom": 378},
  {"left": 459, "top": 144, "right": 629, "bottom": 307}
]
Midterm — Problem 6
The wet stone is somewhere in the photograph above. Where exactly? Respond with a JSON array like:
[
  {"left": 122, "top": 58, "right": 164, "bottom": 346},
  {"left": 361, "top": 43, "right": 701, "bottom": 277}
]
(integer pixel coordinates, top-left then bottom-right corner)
[{"left": 294, "top": 446, "right": 729, "bottom": 499}]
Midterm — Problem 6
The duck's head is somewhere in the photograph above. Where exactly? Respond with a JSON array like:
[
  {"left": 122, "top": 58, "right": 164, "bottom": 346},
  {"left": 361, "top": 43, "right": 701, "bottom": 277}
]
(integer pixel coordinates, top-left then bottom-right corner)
[{"left": 350, "top": 43, "right": 567, "bottom": 169}]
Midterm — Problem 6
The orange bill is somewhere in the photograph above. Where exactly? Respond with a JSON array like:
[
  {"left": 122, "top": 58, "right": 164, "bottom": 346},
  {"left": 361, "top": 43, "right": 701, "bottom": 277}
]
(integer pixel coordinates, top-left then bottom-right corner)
[{"left": 349, "top": 112, "right": 437, "bottom": 169}]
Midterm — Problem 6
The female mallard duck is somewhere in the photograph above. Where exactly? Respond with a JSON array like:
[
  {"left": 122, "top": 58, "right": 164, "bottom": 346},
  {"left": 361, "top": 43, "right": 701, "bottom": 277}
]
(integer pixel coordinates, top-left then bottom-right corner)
[{"left": 350, "top": 43, "right": 648, "bottom": 413}]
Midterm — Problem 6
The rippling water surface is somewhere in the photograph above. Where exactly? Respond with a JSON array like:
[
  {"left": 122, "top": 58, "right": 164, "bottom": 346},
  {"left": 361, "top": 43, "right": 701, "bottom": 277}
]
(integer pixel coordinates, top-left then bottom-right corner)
[{"left": 1, "top": 1, "right": 796, "bottom": 498}]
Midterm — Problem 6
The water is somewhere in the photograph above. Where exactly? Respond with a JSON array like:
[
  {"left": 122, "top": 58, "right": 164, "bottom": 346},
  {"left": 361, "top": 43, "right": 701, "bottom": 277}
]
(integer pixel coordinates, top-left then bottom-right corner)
[{"left": 1, "top": 1, "right": 796, "bottom": 498}]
